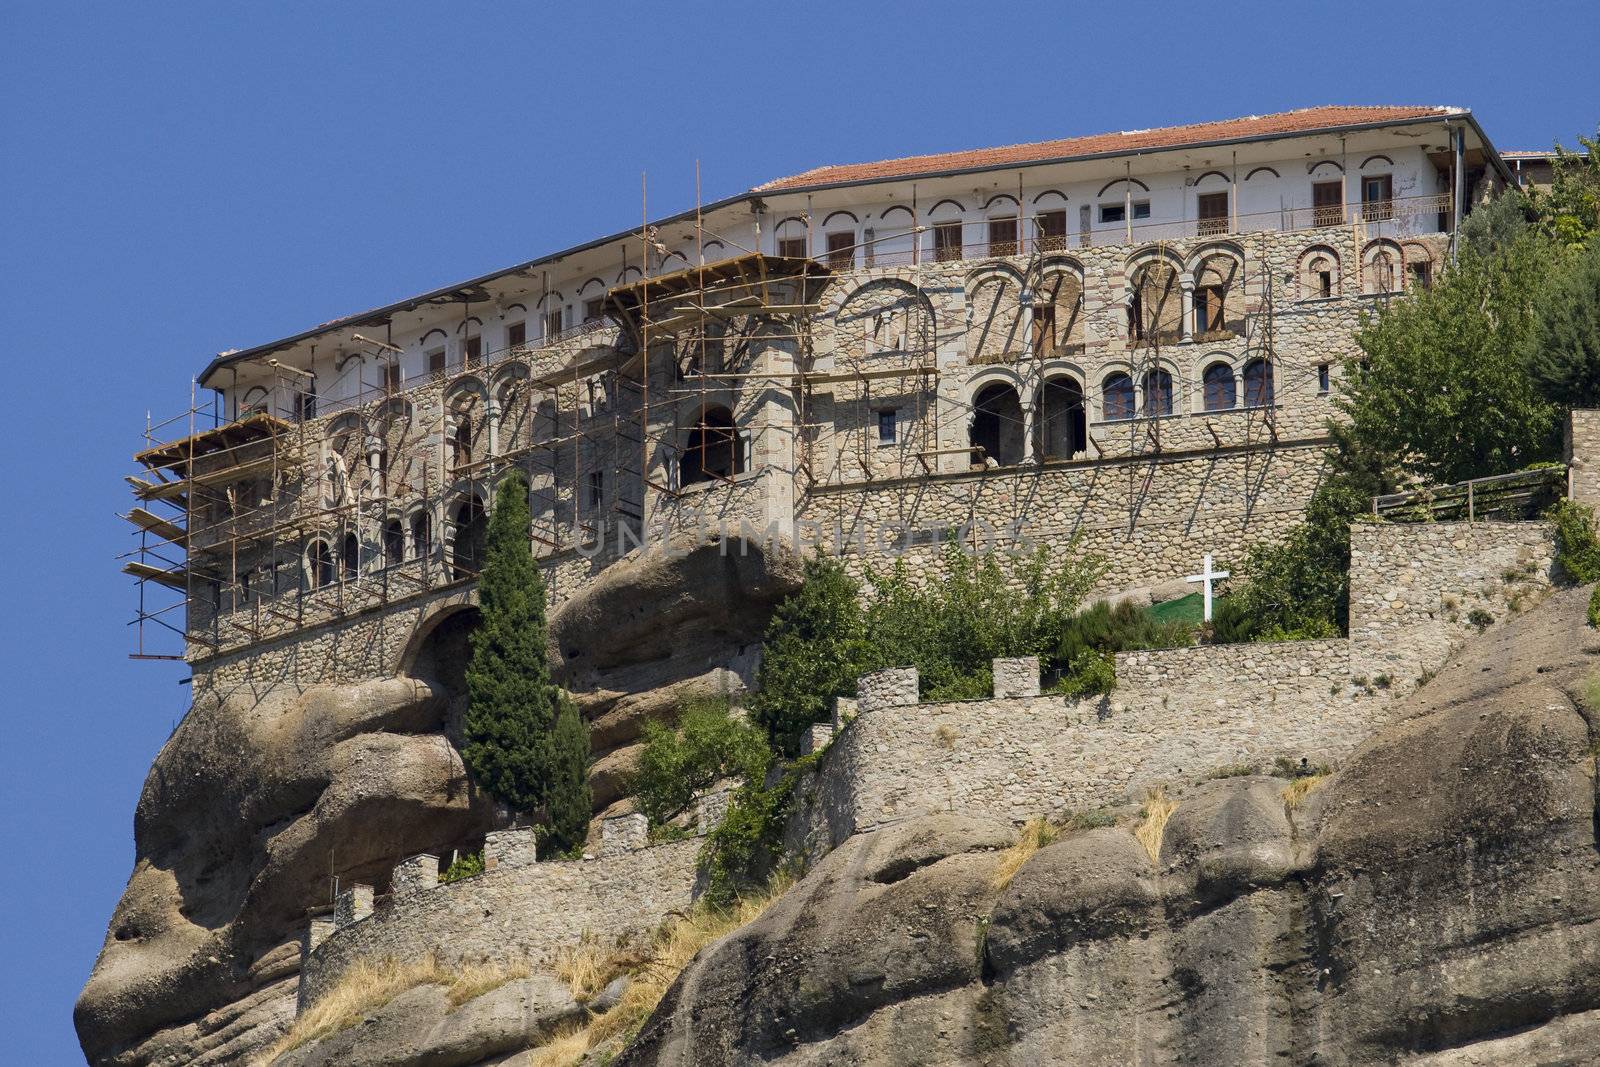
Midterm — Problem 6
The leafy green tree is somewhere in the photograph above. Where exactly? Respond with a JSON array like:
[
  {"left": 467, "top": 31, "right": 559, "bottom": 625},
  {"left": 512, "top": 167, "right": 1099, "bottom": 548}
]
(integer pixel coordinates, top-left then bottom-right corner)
[
  {"left": 632, "top": 699, "right": 772, "bottom": 825},
  {"left": 748, "top": 557, "right": 869, "bottom": 755},
  {"left": 1342, "top": 231, "right": 1560, "bottom": 487},
  {"left": 1530, "top": 131, "right": 1600, "bottom": 249},
  {"left": 1526, "top": 237, "right": 1600, "bottom": 408},
  {"left": 462, "top": 470, "right": 561, "bottom": 812}
]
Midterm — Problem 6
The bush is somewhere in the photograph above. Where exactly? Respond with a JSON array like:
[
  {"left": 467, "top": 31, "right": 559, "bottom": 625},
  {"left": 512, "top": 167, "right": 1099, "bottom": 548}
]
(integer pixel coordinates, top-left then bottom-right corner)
[
  {"left": 1467, "top": 608, "right": 1494, "bottom": 632},
  {"left": 633, "top": 699, "right": 772, "bottom": 826},
  {"left": 440, "top": 851, "right": 484, "bottom": 884},
  {"left": 1588, "top": 585, "right": 1600, "bottom": 628},
  {"left": 1551, "top": 499, "right": 1600, "bottom": 584},
  {"left": 1046, "top": 599, "right": 1191, "bottom": 695},
  {"left": 697, "top": 767, "right": 803, "bottom": 910},
  {"left": 748, "top": 557, "right": 869, "bottom": 756}
]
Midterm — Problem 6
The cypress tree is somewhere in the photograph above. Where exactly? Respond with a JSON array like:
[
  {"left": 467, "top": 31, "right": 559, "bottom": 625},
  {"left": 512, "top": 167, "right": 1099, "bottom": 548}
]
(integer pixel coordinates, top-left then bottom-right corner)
[
  {"left": 462, "top": 470, "right": 557, "bottom": 812},
  {"left": 544, "top": 693, "right": 593, "bottom": 856}
]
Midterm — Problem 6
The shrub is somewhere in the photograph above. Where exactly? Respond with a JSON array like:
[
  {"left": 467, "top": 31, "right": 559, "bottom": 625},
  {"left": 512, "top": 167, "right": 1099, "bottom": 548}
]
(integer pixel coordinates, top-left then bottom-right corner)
[
  {"left": 1589, "top": 585, "right": 1600, "bottom": 628},
  {"left": 439, "top": 851, "right": 484, "bottom": 884},
  {"left": 1550, "top": 499, "right": 1600, "bottom": 584},
  {"left": 1046, "top": 599, "right": 1191, "bottom": 695},
  {"left": 697, "top": 772, "right": 797, "bottom": 910},
  {"left": 748, "top": 556, "right": 869, "bottom": 756},
  {"left": 1467, "top": 608, "right": 1494, "bottom": 632},
  {"left": 632, "top": 699, "right": 772, "bottom": 826}
]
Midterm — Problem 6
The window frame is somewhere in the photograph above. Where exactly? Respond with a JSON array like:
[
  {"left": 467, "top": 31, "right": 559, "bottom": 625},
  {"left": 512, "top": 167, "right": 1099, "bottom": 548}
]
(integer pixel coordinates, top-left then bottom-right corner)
[
  {"left": 987, "top": 216, "right": 1019, "bottom": 257},
  {"left": 876, "top": 407, "right": 898, "bottom": 445},
  {"left": 932, "top": 221, "right": 963, "bottom": 262},
  {"left": 824, "top": 231, "right": 854, "bottom": 269}
]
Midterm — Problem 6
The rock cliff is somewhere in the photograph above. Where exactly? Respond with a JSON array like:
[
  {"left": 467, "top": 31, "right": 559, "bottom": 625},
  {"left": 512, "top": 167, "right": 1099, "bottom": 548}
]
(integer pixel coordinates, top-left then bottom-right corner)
[{"left": 620, "top": 586, "right": 1600, "bottom": 1065}]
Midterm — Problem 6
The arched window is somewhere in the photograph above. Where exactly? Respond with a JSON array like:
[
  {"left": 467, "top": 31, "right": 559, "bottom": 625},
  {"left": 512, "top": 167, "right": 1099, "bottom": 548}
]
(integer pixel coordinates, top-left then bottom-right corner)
[
  {"left": 1202, "top": 363, "right": 1237, "bottom": 411},
  {"left": 306, "top": 540, "right": 334, "bottom": 590},
  {"left": 1128, "top": 261, "right": 1180, "bottom": 343},
  {"left": 341, "top": 533, "right": 360, "bottom": 580},
  {"left": 1037, "top": 376, "right": 1087, "bottom": 459},
  {"left": 968, "top": 382, "right": 1025, "bottom": 466},
  {"left": 1142, "top": 369, "right": 1174, "bottom": 416},
  {"left": 382, "top": 519, "right": 405, "bottom": 568},
  {"left": 410, "top": 511, "right": 432, "bottom": 561},
  {"left": 451, "top": 415, "right": 473, "bottom": 469},
  {"left": 449, "top": 496, "right": 488, "bottom": 580},
  {"left": 1299, "top": 247, "right": 1340, "bottom": 299},
  {"left": 682, "top": 406, "right": 743, "bottom": 485},
  {"left": 1192, "top": 254, "right": 1240, "bottom": 336},
  {"left": 1243, "top": 359, "right": 1275, "bottom": 407},
  {"left": 1102, "top": 372, "right": 1135, "bottom": 421}
]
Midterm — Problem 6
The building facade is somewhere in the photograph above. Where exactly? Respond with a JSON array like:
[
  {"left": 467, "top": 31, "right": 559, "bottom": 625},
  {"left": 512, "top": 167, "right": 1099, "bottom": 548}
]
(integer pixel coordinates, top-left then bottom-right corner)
[{"left": 121, "top": 105, "right": 1511, "bottom": 690}]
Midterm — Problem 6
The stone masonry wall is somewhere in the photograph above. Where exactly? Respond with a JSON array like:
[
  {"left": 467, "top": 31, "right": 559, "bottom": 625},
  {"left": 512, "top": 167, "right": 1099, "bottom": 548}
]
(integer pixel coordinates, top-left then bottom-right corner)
[
  {"left": 299, "top": 837, "right": 701, "bottom": 1008},
  {"left": 1348, "top": 520, "right": 1555, "bottom": 686},
  {"left": 1567, "top": 409, "right": 1600, "bottom": 507}
]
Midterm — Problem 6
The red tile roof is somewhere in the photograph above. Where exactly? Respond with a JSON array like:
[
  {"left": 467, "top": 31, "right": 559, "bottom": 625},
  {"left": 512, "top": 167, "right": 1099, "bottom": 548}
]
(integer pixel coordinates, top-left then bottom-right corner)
[{"left": 756, "top": 106, "right": 1462, "bottom": 192}]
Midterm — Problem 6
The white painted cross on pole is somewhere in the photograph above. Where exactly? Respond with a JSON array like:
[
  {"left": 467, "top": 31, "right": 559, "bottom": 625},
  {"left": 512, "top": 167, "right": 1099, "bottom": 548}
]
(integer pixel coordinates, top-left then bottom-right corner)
[{"left": 1186, "top": 553, "right": 1229, "bottom": 622}]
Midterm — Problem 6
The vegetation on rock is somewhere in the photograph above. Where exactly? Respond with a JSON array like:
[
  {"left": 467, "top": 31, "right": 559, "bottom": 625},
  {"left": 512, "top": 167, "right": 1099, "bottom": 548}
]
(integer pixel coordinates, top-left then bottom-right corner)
[
  {"left": 633, "top": 699, "right": 771, "bottom": 826},
  {"left": 1552, "top": 499, "right": 1600, "bottom": 584}
]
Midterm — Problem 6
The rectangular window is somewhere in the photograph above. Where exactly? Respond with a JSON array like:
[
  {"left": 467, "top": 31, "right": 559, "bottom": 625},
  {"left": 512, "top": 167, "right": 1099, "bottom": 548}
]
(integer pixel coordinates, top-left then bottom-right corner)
[
  {"left": 1036, "top": 209, "right": 1067, "bottom": 251},
  {"left": 1031, "top": 303, "right": 1056, "bottom": 354},
  {"left": 463, "top": 335, "right": 482, "bottom": 367},
  {"left": 777, "top": 236, "right": 808, "bottom": 258},
  {"left": 1317, "top": 363, "right": 1331, "bottom": 394},
  {"left": 588, "top": 469, "right": 604, "bottom": 508},
  {"left": 1131, "top": 200, "right": 1151, "bottom": 220},
  {"left": 1361, "top": 174, "right": 1394, "bottom": 222},
  {"left": 383, "top": 362, "right": 402, "bottom": 392},
  {"left": 932, "top": 221, "right": 963, "bottom": 262},
  {"left": 1317, "top": 269, "right": 1333, "bottom": 299},
  {"left": 583, "top": 297, "right": 605, "bottom": 323},
  {"left": 1195, "top": 285, "right": 1226, "bottom": 334},
  {"left": 427, "top": 348, "right": 446, "bottom": 375},
  {"left": 1098, "top": 203, "right": 1125, "bottom": 224},
  {"left": 1196, "top": 191, "right": 1229, "bottom": 236},
  {"left": 1312, "top": 180, "right": 1343, "bottom": 227},
  {"left": 987, "top": 216, "right": 1018, "bottom": 257},
  {"left": 876, "top": 408, "right": 897, "bottom": 444},
  {"left": 1408, "top": 261, "right": 1432, "bottom": 290},
  {"left": 825, "top": 230, "right": 854, "bottom": 269},
  {"left": 507, "top": 321, "right": 526, "bottom": 348},
  {"left": 294, "top": 390, "right": 316, "bottom": 421},
  {"left": 545, "top": 308, "right": 564, "bottom": 339}
]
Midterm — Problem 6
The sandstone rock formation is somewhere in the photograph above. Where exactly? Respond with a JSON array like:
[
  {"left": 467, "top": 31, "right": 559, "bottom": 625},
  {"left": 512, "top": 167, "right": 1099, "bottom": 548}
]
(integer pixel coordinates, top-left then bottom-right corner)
[{"left": 620, "top": 586, "right": 1600, "bottom": 1065}]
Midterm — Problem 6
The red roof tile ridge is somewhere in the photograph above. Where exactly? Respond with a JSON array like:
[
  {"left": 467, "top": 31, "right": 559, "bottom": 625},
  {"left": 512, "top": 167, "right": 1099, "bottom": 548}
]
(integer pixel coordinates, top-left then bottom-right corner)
[{"left": 754, "top": 105, "right": 1463, "bottom": 193}]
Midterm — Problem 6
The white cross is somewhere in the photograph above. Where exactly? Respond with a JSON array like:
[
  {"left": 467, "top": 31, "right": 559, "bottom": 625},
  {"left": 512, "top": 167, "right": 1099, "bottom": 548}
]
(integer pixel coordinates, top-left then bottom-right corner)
[{"left": 1186, "top": 553, "right": 1230, "bottom": 622}]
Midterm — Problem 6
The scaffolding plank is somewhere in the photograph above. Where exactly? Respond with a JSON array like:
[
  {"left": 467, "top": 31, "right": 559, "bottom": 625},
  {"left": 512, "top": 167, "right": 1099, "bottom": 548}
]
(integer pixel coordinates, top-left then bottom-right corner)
[
  {"left": 126, "top": 474, "right": 189, "bottom": 502},
  {"left": 123, "top": 507, "right": 186, "bottom": 543},
  {"left": 123, "top": 560, "right": 188, "bottom": 589}
]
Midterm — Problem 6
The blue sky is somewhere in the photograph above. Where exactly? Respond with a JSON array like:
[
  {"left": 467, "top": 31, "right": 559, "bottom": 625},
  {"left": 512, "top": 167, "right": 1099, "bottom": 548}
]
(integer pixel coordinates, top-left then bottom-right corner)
[{"left": 0, "top": 1, "right": 1594, "bottom": 1061}]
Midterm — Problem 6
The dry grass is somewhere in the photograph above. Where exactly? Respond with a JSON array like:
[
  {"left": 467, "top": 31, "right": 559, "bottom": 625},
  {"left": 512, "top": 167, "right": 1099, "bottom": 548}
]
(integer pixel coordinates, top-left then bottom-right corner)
[
  {"left": 259, "top": 954, "right": 527, "bottom": 1062},
  {"left": 990, "top": 817, "right": 1060, "bottom": 890},
  {"left": 1282, "top": 773, "right": 1330, "bottom": 811},
  {"left": 1134, "top": 788, "right": 1177, "bottom": 863},
  {"left": 934, "top": 724, "right": 959, "bottom": 750},
  {"left": 528, "top": 872, "right": 797, "bottom": 1065}
]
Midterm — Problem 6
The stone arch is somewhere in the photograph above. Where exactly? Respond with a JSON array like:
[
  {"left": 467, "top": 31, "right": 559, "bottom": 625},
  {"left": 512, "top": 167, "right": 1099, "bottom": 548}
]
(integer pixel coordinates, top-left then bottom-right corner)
[
  {"left": 304, "top": 537, "right": 335, "bottom": 590},
  {"left": 1032, "top": 258, "right": 1086, "bottom": 356},
  {"left": 682, "top": 404, "right": 743, "bottom": 486},
  {"left": 1101, "top": 368, "right": 1136, "bottom": 421},
  {"left": 490, "top": 363, "right": 530, "bottom": 454},
  {"left": 447, "top": 493, "right": 488, "bottom": 580},
  {"left": 1036, "top": 373, "right": 1087, "bottom": 460},
  {"left": 1201, "top": 359, "right": 1237, "bottom": 411},
  {"left": 965, "top": 264, "right": 1026, "bottom": 364},
  {"left": 1362, "top": 239, "right": 1403, "bottom": 294},
  {"left": 1190, "top": 246, "right": 1245, "bottom": 336},
  {"left": 1402, "top": 241, "right": 1435, "bottom": 291},
  {"left": 1243, "top": 358, "right": 1275, "bottom": 408},
  {"left": 408, "top": 507, "right": 434, "bottom": 563},
  {"left": 1125, "top": 248, "right": 1183, "bottom": 345},
  {"left": 968, "top": 378, "right": 1024, "bottom": 467},
  {"left": 1298, "top": 245, "right": 1342, "bottom": 299},
  {"left": 445, "top": 377, "right": 486, "bottom": 471},
  {"left": 381, "top": 515, "right": 406, "bottom": 568},
  {"left": 1142, "top": 366, "right": 1175, "bottom": 416},
  {"left": 827, "top": 278, "right": 936, "bottom": 371},
  {"left": 400, "top": 602, "right": 481, "bottom": 698}
]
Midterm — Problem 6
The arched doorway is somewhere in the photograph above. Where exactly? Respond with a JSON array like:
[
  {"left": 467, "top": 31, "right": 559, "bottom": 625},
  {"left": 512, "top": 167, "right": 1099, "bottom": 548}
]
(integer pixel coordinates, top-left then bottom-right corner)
[
  {"left": 449, "top": 495, "right": 488, "bottom": 580},
  {"left": 404, "top": 605, "right": 482, "bottom": 701},
  {"left": 682, "top": 406, "right": 742, "bottom": 485},
  {"left": 1037, "top": 376, "right": 1087, "bottom": 459},
  {"left": 970, "top": 382, "right": 1024, "bottom": 467}
]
